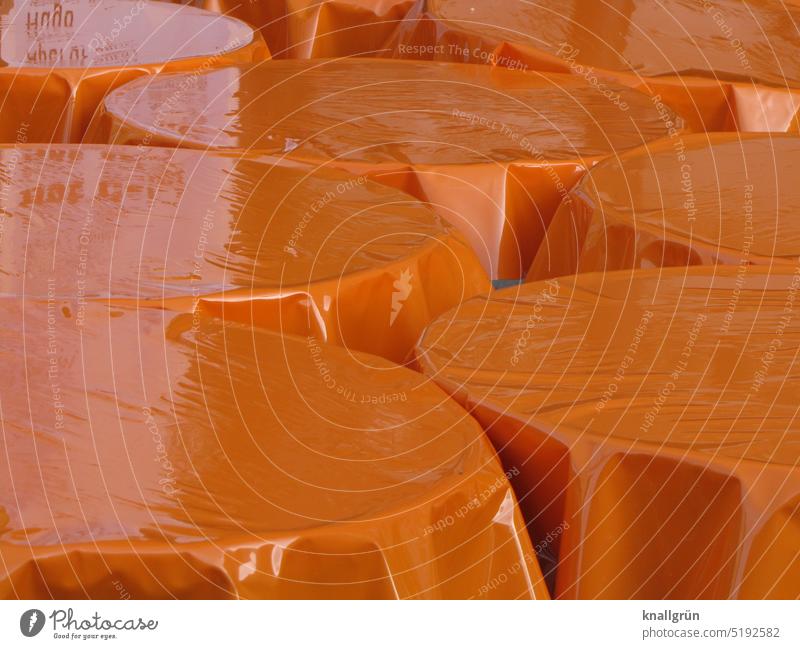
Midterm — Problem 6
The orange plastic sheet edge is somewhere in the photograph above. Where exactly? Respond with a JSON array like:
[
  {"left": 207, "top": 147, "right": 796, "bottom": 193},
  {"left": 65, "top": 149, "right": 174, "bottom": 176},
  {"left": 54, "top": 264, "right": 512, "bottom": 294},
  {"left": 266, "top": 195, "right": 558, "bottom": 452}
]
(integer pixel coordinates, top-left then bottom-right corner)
[
  {"left": 0, "top": 33, "right": 268, "bottom": 144},
  {"left": 415, "top": 266, "right": 800, "bottom": 599},
  {"left": 0, "top": 144, "right": 489, "bottom": 364},
  {"left": 0, "top": 299, "right": 548, "bottom": 599},
  {"left": 528, "top": 132, "right": 800, "bottom": 281},
  {"left": 87, "top": 62, "right": 686, "bottom": 280},
  {"left": 389, "top": 1, "right": 800, "bottom": 133},
  {"left": 198, "top": 0, "right": 414, "bottom": 58}
]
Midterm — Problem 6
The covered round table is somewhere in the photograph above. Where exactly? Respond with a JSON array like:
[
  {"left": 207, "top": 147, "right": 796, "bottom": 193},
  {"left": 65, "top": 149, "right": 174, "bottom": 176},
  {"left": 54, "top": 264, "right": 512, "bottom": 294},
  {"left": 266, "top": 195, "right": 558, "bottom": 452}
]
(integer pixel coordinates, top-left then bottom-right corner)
[
  {"left": 391, "top": 0, "right": 800, "bottom": 132},
  {"left": 0, "top": 0, "right": 268, "bottom": 143},
  {"left": 415, "top": 266, "right": 800, "bottom": 599},
  {"left": 529, "top": 133, "right": 800, "bottom": 281},
  {"left": 0, "top": 144, "right": 488, "bottom": 363},
  {"left": 88, "top": 59, "right": 682, "bottom": 279},
  {"left": 0, "top": 300, "right": 547, "bottom": 599},
  {"left": 199, "top": 0, "right": 413, "bottom": 58}
]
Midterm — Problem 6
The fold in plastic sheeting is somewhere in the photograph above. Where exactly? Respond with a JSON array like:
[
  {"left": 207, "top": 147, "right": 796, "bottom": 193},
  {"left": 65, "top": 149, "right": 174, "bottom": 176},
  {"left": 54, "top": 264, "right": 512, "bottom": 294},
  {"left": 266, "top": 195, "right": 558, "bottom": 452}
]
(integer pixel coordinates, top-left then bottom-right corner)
[
  {"left": 87, "top": 59, "right": 684, "bottom": 279},
  {"left": 0, "top": 0, "right": 268, "bottom": 143},
  {"left": 529, "top": 133, "right": 800, "bottom": 281},
  {"left": 415, "top": 266, "right": 800, "bottom": 599},
  {"left": 200, "top": 0, "right": 413, "bottom": 58},
  {"left": 0, "top": 300, "right": 548, "bottom": 599},
  {"left": 390, "top": 0, "right": 800, "bottom": 133},
  {"left": 0, "top": 145, "right": 488, "bottom": 363}
]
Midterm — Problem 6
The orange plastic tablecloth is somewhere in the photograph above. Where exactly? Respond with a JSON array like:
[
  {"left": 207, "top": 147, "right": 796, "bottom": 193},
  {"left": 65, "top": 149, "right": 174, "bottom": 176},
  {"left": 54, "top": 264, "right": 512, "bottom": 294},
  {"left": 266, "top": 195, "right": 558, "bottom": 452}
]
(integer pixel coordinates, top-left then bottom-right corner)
[
  {"left": 0, "top": 299, "right": 547, "bottom": 599},
  {"left": 529, "top": 133, "right": 800, "bottom": 281},
  {"left": 88, "top": 59, "right": 683, "bottom": 279},
  {"left": 0, "top": 0, "right": 268, "bottom": 143},
  {"left": 415, "top": 266, "right": 800, "bottom": 599},
  {"left": 0, "top": 144, "right": 488, "bottom": 364},
  {"left": 391, "top": 0, "right": 800, "bottom": 133},
  {"left": 199, "top": 0, "right": 413, "bottom": 58}
]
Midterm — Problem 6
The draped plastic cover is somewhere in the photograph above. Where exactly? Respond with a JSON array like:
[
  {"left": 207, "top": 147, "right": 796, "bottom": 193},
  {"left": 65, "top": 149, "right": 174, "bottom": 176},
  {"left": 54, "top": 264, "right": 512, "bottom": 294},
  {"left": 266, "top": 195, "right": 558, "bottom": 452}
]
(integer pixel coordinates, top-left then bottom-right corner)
[
  {"left": 529, "top": 133, "right": 800, "bottom": 280},
  {"left": 0, "top": 0, "right": 268, "bottom": 143},
  {"left": 391, "top": 0, "right": 800, "bottom": 133},
  {"left": 415, "top": 266, "right": 800, "bottom": 598},
  {"left": 201, "top": 0, "right": 413, "bottom": 59},
  {"left": 0, "top": 145, "right": 488, "bottom": 363},
  {"left": 0, "top": 300, "right": 548, "bottom": 599},
  {"left": 88, "top": 59, "right": 683, "bottom": 279}
]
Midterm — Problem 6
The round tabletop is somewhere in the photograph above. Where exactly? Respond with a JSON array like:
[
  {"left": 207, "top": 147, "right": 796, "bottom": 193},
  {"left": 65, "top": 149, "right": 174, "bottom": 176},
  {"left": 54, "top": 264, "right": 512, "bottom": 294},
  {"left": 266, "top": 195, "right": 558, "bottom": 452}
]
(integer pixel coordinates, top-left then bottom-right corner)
[
  {"left": 416, "top": 265, "right": 800, "bottom": 598},
  {"left": 0, "top": 299, "right": 546, "bottom": 598},
  {"left": 2, "top": 0, "right": 258, "bottom": 67},
  {"left": 530, "top": 133, "right": 800, "bottom": 280},
  {"left": 0, "top": 0, "right": 268, "bottom": 142},
  {"left": 393, "top": 0, "right": 800, "bottom": 131},
  {"left": 0, "top": 144, "right": 488, "bottom": 363},
  {"left": 424, "top": 0, "right": 799, "bottom": 84},
  {"left": 90, "top": 58, "right": 681, "bottom": 278}
]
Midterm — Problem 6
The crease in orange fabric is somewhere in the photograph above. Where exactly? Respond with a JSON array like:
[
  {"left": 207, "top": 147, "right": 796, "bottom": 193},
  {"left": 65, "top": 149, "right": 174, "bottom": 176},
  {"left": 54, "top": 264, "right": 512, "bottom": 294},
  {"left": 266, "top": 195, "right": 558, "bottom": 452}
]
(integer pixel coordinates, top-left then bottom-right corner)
[{"left": 200, "top": 0, "right": 415, "bottom": 59}]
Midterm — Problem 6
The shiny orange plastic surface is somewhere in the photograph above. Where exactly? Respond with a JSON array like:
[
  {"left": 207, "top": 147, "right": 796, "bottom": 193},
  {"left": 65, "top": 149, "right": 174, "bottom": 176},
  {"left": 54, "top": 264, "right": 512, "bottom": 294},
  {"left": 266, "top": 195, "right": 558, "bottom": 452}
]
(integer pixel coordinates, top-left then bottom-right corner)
[
  {"left": 0, "top": 0, "right": 268, "bottom": 143},
  {"left": 530, "top": 133, "right": 800, "bottom": 280},
  {"left": 202, "top": 0, "right": 413, "bottom": 58},
  {"left": 0, "top": 144, "right": 488, "bottom": 363},
  {"left": 88, "top": 59, "right": 682, "bottom": 278},
  {"left": 416, "top": 266, "right": 800, "bottom": 598},
  {"left": 0, "top": 300, "right": 547, "bottom": 599},
  {"left": 391, "top": 0, "right": 800, "bottom": 132}
]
